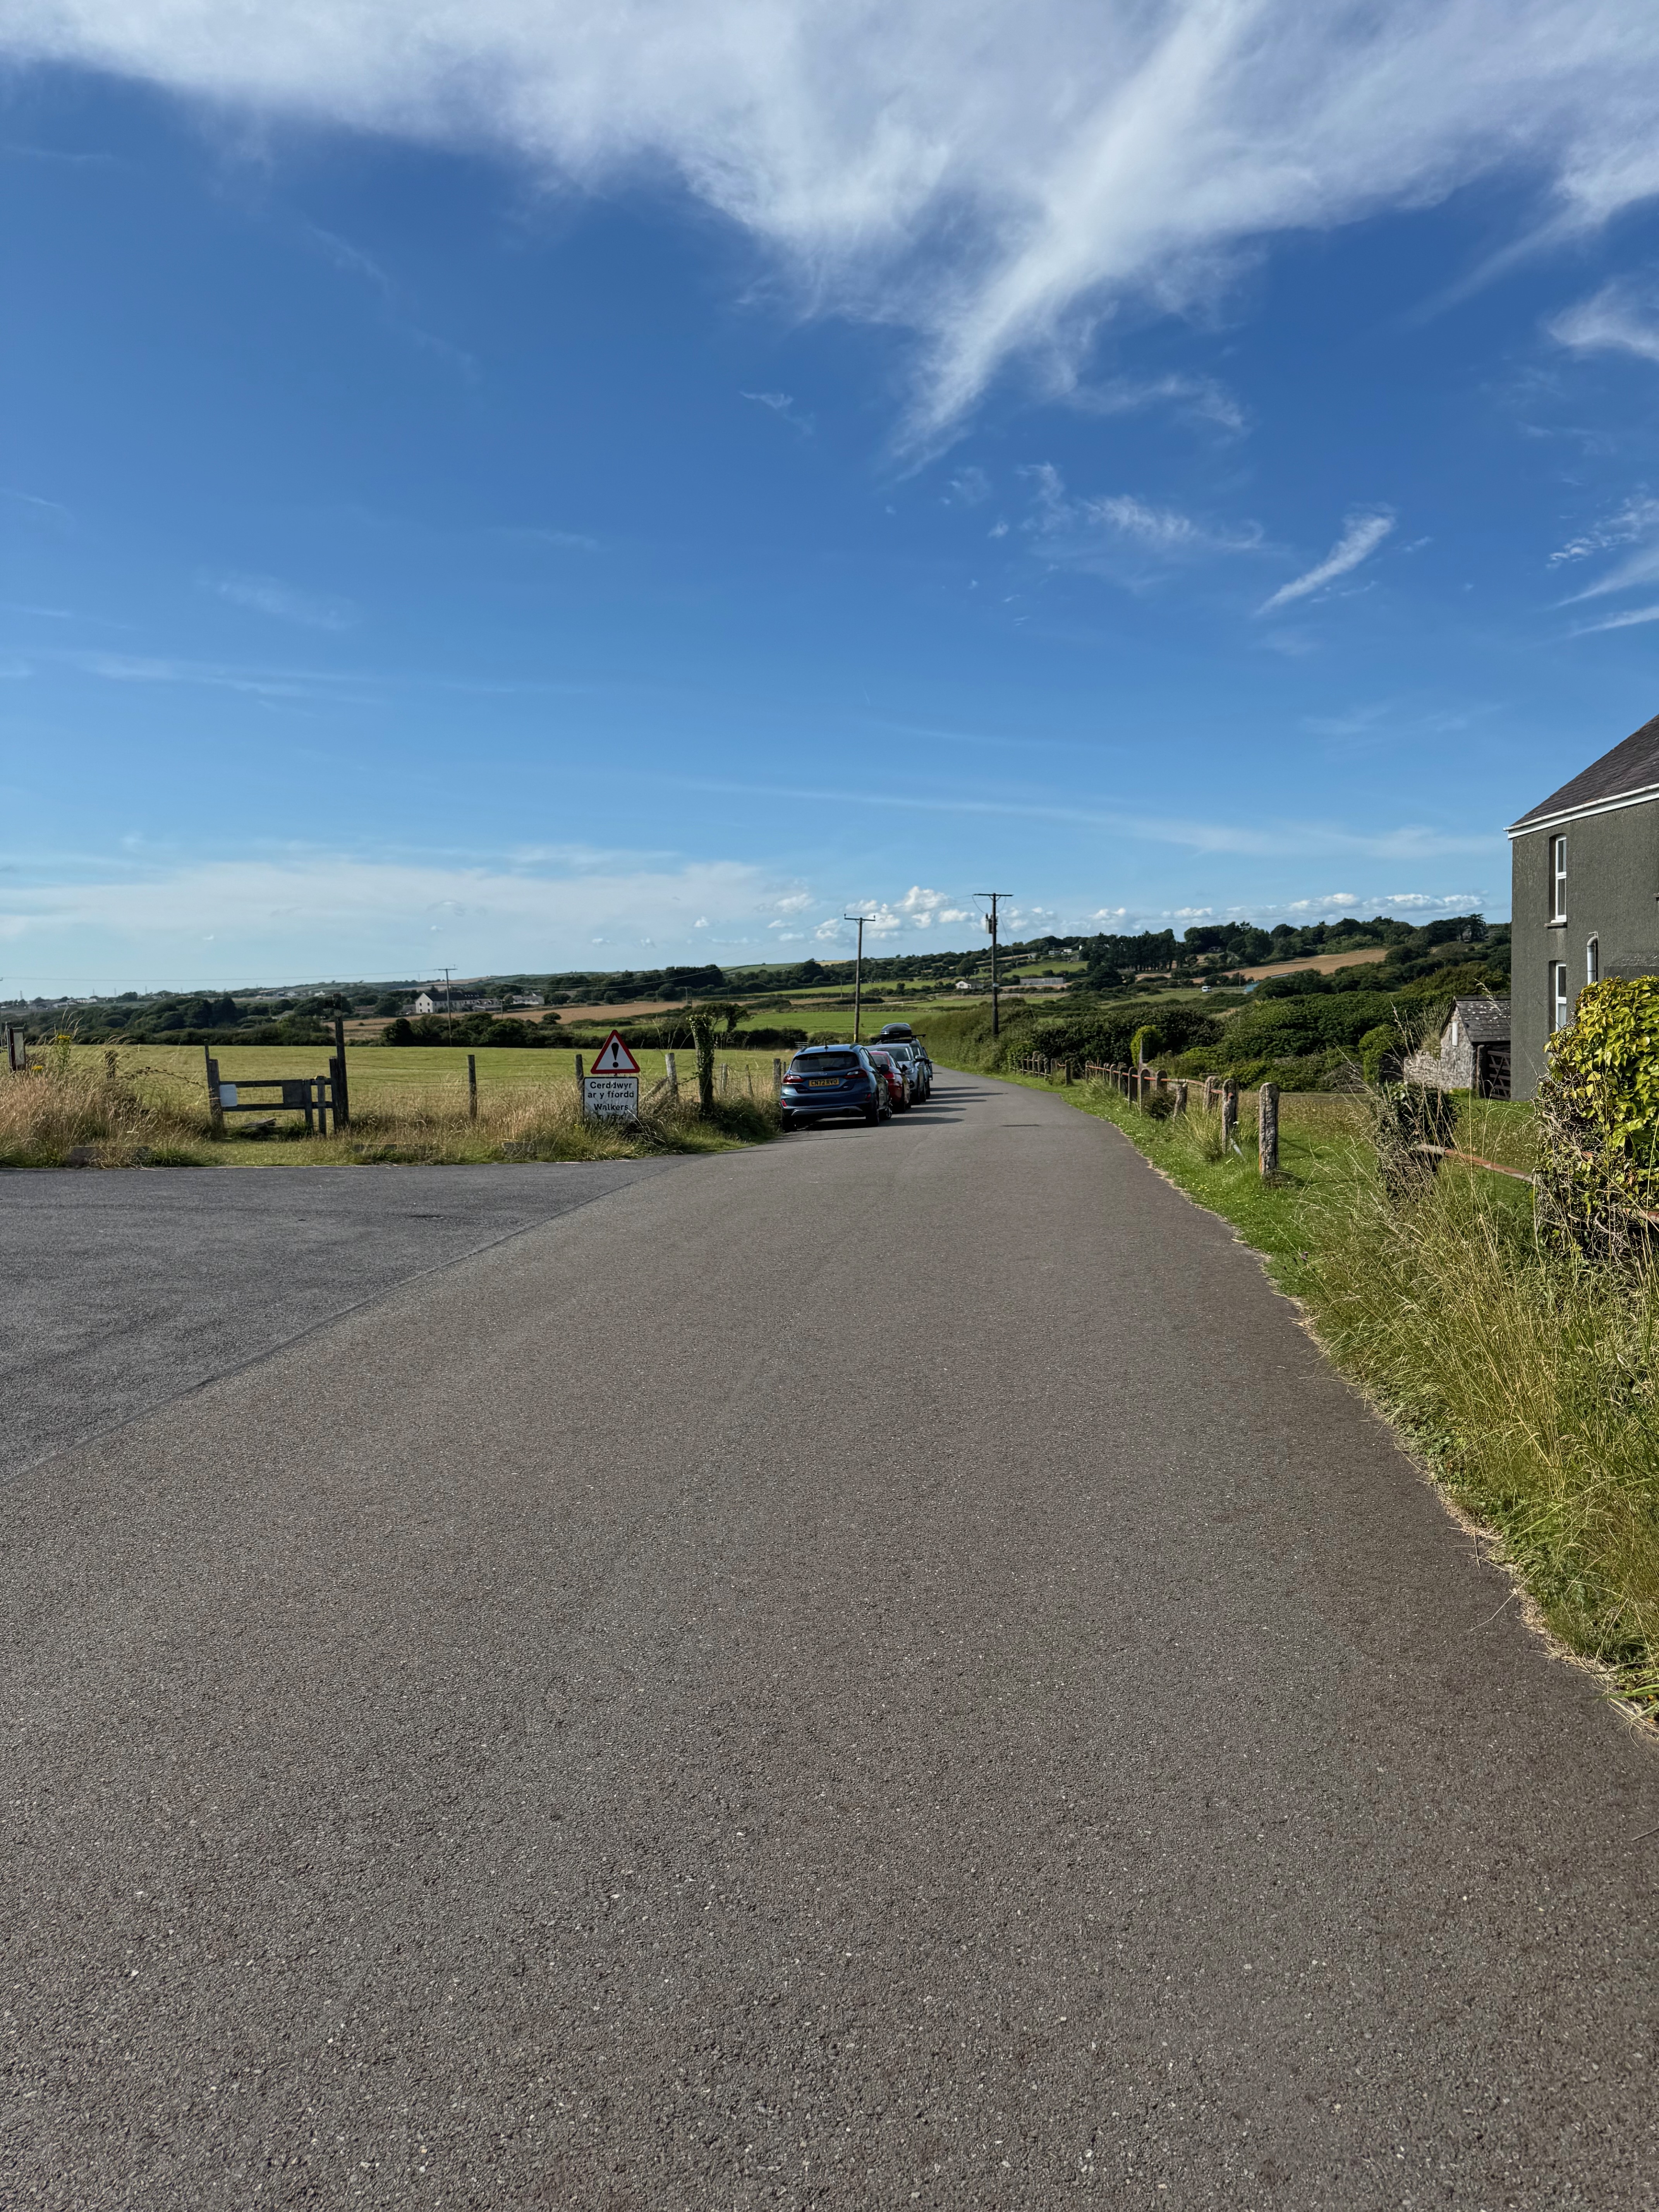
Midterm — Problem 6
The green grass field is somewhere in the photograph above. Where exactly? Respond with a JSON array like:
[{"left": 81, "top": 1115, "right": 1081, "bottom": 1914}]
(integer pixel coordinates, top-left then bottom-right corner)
[
  {"left": 29, "top": 1044, "right": 785, "bottom": 1167},
  {"left": 81, "top": 1041, "right": 795, "bottom": 1106}
]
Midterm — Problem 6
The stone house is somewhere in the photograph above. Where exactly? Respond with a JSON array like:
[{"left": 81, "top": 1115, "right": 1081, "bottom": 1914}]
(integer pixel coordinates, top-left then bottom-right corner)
[
  {"left": 1508, "top": 709, "right": 1659, "bottom": 1099},
  {"left": 1401, "top": 997, "right": 1512, "bottom": 1097}
]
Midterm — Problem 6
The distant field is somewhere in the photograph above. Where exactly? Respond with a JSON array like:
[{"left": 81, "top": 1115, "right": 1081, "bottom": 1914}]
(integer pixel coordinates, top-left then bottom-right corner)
[
  {"left": 342, "top": 998, "right": 684, "bottom": 1039},
  {"left": 1235, "top": 947, "right": 1388, "bottom": 981},
  {"left": 75, "top": 1041, "right": 802, "bottom": 1111},
  {"left": 339, "top": 996, "right": 965, "bottom": 1044}
]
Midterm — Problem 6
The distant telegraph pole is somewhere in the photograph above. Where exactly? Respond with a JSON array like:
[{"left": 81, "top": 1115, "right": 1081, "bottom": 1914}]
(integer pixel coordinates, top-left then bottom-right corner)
[
  {"left": 975, "top": 893, "right": 1010, "bottom": 1037},
  {"left": 844, "top": 914, "right": 874, "bottom": 1042}
]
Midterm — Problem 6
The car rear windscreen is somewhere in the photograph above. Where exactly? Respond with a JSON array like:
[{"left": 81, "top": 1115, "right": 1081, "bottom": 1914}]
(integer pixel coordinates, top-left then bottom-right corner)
[{"left": 793, "top": 1052, "right": 860, "bottom": 1073}]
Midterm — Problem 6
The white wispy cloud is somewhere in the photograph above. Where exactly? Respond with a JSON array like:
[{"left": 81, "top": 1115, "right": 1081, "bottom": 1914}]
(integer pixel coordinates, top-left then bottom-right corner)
[
  {"left": 9, "top": 2, "right": 1659, "bottom": 437},
  {"left": 673, "top": 772, "right": 1491, "bottom": 859},
  {"left": 1551, "top": 277, "right": 1659, "bottom": 366},
  {"left": 1025, "top": 465, "right": 1262, "bottom": 578},
  {"left": 1258, "top": 510, "right": 1394, "bottom": 613},
  {"left": 495, "top": 525, "right": 601, "bottom": 552},
  {"left": 1549, "top": 494, "right": 1659, "bottom": 607},
  {"left": 1570, "top": 601, "right": 1659, "bottom": 635},
  {"left": 742, "top": 389, "right": 814, "bottom": 432},
  {"left": 1060, "top": 372, "right": 1245, "bottom": 434},
  {"left": 1547, "top": 493, "right": 1659, "bottom": 565},
  {"left": 2, "top": 485, "right": 72, "bottom": 529},
  {"left": 208, "top": 571, "right": 359, "bottom": 630}
]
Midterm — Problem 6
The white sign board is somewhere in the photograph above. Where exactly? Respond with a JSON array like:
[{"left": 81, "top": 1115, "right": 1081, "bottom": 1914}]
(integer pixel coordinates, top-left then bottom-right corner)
[
  {"left": 582, "top": 1074, "right": 640, "bottom": 1122},
  {"left": 219, "top": 1082, "right": 239, "bottom": 1108}
]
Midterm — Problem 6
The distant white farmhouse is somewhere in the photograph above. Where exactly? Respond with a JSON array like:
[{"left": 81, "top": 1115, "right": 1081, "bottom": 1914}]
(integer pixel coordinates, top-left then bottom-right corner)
[{"left": 412, "top": 989, "right": 501, "bottom": 1016}]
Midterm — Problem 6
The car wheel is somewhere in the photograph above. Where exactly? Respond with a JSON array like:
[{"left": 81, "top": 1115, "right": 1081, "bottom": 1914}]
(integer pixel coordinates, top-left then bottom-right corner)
[{"left": 780, "top": 1112, "right": 796, "bottom": 1131}]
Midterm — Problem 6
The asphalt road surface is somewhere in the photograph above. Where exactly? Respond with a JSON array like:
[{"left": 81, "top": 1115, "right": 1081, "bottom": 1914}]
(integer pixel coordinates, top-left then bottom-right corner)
[
  {"left": 0, "top": 1160, "right": 682, "bottom": 1484},
  {"left": 3, "top": 1075, "right": 1656, "bottom": 2210}
]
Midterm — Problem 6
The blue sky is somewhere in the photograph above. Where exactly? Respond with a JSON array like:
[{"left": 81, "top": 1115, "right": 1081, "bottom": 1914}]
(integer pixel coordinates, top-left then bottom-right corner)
[{"left": 6, "top": 1, "right": 1659, "bottom": 991}]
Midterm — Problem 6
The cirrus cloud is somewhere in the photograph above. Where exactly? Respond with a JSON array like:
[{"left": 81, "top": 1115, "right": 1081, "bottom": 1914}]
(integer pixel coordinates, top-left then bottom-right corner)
[
  {"left": 7, "top": 2, "right": 1659, "bottom": 439},
  {"left": 1258, "top": 510, "right": 1395, "bottom": 613}
]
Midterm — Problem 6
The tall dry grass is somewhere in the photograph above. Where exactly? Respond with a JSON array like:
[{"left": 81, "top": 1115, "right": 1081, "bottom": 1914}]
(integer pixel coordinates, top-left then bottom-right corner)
[
  {"left": 0, "top": 1051, "right": 777, "bottom": 1167},
  {"left": 0, "top": 1048, "right": 207, "bottom": 1166},
  {"left": 307, "top": 1080, "right": 776, "bottom": 1163},
  {"left": 1304, "top": 1142, "right": 1659, "bottom": 1697}
]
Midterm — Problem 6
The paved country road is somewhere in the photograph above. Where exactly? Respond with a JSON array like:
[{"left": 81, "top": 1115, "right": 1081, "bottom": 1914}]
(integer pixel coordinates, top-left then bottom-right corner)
[
  {"left": 0, "top": 1159, "right": 683, "bottom": 1485},
  {"left": 2, "top": 1074, "right": 1656, "bottom": 2210}
]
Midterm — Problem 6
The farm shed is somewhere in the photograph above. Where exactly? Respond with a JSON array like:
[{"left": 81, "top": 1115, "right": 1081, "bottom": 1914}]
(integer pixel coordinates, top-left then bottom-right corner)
[{"left": 1402, "top": 997, "right": 1511, "bottom": 1098}]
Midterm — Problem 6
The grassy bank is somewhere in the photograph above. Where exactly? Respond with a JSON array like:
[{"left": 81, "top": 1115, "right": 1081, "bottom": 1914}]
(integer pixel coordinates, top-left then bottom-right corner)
[
  {"left": 1001, "top": 1069, "right": 1659, "bottom": 1720},
  {"left": 1, "top": 1046, "right": 778, "bottom": 1167}
]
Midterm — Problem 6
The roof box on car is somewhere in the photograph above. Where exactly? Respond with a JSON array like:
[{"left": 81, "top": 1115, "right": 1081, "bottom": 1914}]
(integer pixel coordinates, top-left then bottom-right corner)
[{"left": 876, "top": 1023, "right": 915, "bottom": 1040}]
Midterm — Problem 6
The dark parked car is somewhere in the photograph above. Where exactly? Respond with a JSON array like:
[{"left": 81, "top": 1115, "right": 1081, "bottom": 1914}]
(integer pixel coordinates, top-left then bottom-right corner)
[
  {"left": 779, "top": 1046, "right": 891, "bottom": 1129},
  {"left": 866, "top": 1047, "right": 912, "bottom": 1111},
  {"left": 874, "top": 1025, "right": 932, "bottom": 1097},
  {"left": 876, "top": 1037, "right": 927, "bottom": 1102}
]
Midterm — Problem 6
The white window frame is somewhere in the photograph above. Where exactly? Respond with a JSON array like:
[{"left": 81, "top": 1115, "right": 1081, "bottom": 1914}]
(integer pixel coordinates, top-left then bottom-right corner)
[
  {"left": 1550, "top": 834, "right": 1567, "bottom": 921},
  {"left": 1586, "top": 934, "right": 1599, "bottom": 986},
  {"left": 1551, "top": 961, "right": 1569, "bottom": 1032}
]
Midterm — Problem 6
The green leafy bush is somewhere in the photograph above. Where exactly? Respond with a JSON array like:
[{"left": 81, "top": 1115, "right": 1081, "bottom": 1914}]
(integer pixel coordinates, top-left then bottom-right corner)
[{"left": 1536, "top": 976, "right": 1659, "bottom": 1254}]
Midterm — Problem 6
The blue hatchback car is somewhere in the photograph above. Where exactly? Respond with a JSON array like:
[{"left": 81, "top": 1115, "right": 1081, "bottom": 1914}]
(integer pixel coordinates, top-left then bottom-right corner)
[{"left": 779, "top": 1045, "right": 892, "bottom": 1130}]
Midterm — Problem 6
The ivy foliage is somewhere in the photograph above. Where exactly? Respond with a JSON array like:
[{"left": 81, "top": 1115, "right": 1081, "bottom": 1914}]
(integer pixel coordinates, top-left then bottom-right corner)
[
  {"left": 1537, "top": 977, "right": 1659, "bottom": 1256},
  {"left": 1547, "top": 976, "right": 1659, "bottom": 1164}
]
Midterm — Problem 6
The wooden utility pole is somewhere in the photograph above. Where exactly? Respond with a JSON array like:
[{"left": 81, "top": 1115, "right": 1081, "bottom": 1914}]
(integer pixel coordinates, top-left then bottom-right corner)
[
  {"left": 844, "top": 914, "right": 874, "bottom": 1042},
  {"left": 976, "top": 893, "right": 1010, "bottom": 1037}
]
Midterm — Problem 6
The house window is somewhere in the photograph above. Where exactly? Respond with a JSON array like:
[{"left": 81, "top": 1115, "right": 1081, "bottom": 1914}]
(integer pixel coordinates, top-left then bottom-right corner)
[
  {"left": 1587, "top": 934, "right": 1599, "bottom": 986},
  {"left": 1550, "top": 834, "right": 1567, "bottom": 920},
  {"left": 1551, "top": 961, "right": 1569, "bottom": 1032}
]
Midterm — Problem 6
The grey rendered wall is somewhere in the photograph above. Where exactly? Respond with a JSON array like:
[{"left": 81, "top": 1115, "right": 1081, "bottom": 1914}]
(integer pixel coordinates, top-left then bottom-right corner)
[{"left": 1510, "top": 801, "right": 1659, "bottom": 1099}]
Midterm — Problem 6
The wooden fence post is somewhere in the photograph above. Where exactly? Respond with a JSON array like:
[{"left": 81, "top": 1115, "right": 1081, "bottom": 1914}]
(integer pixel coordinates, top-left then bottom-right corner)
[
  {"left": 1202, "top": 1076, "right": 1217, "bottom": 1113},
  {"left": 1259, "top": 1081, "right": 1279, "bottom": 1176},
  {"left": 204, "top": 1047, "right": 225, "bottom": 1139},
  {"left": 467, "top": 1053, "right": 478, "bottom": 1120},
  {"left": 665, "top": 1049, "right": 678, "bottom": 1099},
  {"left": 1173, "top": 1080, "right": 1187, "bottom": 1115},
  {"left": 332, "top": 1016, "right": 351, "bottom": 1129},
  {"left": 772, "top": 1056, "right": 783, "bottom": 1096},
  {"left": 1221, "top": 1076, "right": 1239, "bottom": 1152}
]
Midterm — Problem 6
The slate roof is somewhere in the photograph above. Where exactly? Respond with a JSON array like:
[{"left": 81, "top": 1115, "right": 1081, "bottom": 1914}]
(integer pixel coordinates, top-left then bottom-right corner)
[
  {"left": 1453, "top": 996, "right": 1510, "bottom": 1043},
  {"left": 1510, "top": 710, "right": 1659, "bottom": 829}
]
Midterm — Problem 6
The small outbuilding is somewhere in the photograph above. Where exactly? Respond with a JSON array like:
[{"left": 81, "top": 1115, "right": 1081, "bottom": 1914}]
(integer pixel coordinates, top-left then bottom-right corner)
[{"left": 1401, "top": 997, "right": 1511, "bottom": 1098}]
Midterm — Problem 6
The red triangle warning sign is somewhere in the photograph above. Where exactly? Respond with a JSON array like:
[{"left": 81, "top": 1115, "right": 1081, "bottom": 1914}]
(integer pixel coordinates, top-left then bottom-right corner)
[{"left": 590, "top": 1029, "right": 641, "bottom": 1074}]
